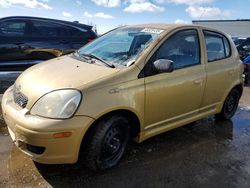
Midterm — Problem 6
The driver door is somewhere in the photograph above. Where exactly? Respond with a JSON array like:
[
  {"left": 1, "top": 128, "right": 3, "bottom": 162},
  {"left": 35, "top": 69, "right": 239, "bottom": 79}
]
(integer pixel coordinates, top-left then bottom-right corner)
[{"left": 142, "top": 29, "right": 206, "bottom": 129}]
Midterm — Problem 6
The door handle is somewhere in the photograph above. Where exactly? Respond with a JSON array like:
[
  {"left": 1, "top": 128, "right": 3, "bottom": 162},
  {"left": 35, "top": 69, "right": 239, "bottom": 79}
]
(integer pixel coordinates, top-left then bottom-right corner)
[{"left": 194, "top": 79, "right": 203, "bottom": 85}]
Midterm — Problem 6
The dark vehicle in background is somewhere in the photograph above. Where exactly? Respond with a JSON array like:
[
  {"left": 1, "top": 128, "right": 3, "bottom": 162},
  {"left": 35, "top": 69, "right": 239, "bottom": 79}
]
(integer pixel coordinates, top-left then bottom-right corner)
[
  {"left": 0, "top": 16, "right": 97, "bottom": 93},
  {"left": 237, "top": 37, "right": 250, "bottom": 56},
  {"left": 232, "top": 37, "right": 247, "bottom": 47},
  {"left": 242, "top": 55, "right": 250, "bottom": 84},
  {"left": 236, "top": 37, "right": 250, "bottom": 84}
]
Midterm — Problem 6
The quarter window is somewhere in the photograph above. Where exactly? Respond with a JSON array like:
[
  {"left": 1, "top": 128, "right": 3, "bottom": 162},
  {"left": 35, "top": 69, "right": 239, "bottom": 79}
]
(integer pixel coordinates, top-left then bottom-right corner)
[
  {"left": 0, "top": 20, "right": 26, "bottom": 37},
  {"left": 204, "top": 31, "right": 231, "bottom": 62}
]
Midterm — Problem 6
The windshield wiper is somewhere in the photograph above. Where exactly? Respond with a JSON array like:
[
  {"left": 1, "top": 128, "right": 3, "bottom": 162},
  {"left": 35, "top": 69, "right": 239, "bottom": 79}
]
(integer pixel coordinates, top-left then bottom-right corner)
[{"left": 80, "top": 53, "right": 115, "bottom": 68}]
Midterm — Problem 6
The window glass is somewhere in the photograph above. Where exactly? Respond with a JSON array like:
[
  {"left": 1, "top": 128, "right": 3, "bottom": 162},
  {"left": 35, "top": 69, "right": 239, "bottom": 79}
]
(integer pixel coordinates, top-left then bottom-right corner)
[
  {"left": 78, "top": 27, "right": 161, "bottom": 67},
  {"left": 66, "top": 27, "right": 86, "bottom": 37},
  {"left": 204, "top": 31, "right": 231, "bottom": 62},
  {"left": 31, "top": 21, "right": 66, "bottom": 37},
  {"left": 153, "top": 29, "right": 200, "bottom": 70},
  {"left": 0, "top": 20, "right": 26, "bottom": 36},
  {"left": 223, "top": 37, "right": 231, "bottom": 57}
]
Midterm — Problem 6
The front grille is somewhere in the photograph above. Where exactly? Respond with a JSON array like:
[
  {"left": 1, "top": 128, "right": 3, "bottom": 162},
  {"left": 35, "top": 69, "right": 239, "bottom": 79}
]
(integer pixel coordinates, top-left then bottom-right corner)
[{"left": 13, "top": 85, "right": 28, "bottom": 108}]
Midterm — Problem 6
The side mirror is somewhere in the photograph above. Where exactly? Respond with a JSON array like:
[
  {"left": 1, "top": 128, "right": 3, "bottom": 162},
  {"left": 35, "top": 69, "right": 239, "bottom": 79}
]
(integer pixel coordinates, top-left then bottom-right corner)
[{"left": 153, "top": 59, "right": 174, "bottom": 73}]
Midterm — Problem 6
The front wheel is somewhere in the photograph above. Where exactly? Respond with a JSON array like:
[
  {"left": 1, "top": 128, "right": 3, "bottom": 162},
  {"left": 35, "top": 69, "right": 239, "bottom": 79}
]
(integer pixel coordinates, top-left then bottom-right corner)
[
  {"left": 83, "top": 115, "right": 130, "bottom": 171},
  {"left": 215, "top": 89, "right": 240, "bottom": 120}
]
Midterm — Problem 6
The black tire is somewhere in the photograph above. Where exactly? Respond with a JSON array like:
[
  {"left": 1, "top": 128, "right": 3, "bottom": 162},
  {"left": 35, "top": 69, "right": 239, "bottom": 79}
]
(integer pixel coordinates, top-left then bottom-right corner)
[
  {"left": 215, "top": 89, "right": 240, "bottom": 120},
  {"left": 83, "top": 115, "right": 130, "bottom": 171}
]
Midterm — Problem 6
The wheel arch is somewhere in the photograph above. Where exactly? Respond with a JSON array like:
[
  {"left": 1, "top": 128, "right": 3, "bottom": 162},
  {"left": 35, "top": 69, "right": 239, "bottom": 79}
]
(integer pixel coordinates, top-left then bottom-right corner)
[
  {"left": 79, "top": 109, "right": 141, "bottom": 157},
  {"left": 220, "top": 83, "right": 243, "bottom": 108},
  {"left": 216, "top": 82, "right": 243, "bottom": 114},
  {"left": 93, "top": 109, "right": 141, "bottom": 137},
  {"left": 233, "top": 83, "right": 243, "bottom": 98}
]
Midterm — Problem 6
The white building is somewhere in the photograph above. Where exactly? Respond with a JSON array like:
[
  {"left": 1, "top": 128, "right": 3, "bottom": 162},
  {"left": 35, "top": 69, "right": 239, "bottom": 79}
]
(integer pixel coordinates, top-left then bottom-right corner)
[{"left": 192, "top": 20, "right": 250, "bottom": 37}]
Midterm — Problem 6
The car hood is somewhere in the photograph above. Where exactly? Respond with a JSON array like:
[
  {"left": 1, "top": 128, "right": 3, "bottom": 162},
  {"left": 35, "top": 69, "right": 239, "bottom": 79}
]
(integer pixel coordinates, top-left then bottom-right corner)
[{"left": 15, "top": 55, "right": 120, "bottom": 108}]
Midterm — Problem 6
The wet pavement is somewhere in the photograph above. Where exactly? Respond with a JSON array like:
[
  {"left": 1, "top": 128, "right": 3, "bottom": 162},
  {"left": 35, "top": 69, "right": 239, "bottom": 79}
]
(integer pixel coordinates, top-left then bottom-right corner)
[{"left": 0, "top": 87, "right": 250, "bottom": 188}]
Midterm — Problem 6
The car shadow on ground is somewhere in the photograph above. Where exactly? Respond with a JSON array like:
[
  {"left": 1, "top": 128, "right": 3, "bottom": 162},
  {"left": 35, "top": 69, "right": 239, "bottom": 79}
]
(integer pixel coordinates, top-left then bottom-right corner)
[{"left": 33, "top": 116, "right": 243, "bottom": 188}]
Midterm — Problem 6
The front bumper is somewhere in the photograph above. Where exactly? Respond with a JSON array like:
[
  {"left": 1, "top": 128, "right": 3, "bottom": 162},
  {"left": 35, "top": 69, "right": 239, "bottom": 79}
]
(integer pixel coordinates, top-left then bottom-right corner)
[{"left": 1, "top": 88, "right": 94, "bottom": 164}]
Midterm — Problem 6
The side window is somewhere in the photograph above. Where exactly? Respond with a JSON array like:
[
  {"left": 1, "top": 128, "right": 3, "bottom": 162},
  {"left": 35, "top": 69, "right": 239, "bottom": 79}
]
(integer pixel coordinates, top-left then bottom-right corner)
[
  {"left": 204, "top": 31, "right": 231, "bottom": 62},
  {"left": 142, "top": 29, "right": 200, "bottom": 77},
  {"left": 155, "top": 30, "right": 200, "bottom": 69},
  {"left": 0, "top": 20, "right": 26, "bottom": 37},
  {"left": 31, "top": 20, "right": 65, "bottom": 37},
  {"left": 223, "top": 36, "right": 231, "bottom": 57},
  {"left": 66, "top": 27, "right": 87, "bottom": 37}
]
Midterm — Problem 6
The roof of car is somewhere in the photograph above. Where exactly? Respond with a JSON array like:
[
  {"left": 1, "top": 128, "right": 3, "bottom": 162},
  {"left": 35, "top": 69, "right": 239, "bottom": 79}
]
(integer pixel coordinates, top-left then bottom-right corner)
[
  {"left": 0, "top": 16, "right": 93, "bottom": 30},
  {"left": 124, "top": 23, "right": 209, "bottom": 33},
  {"left": 126, "top": 23, "right": 196, "bottom": 30},
  {"left": 126, "top": 23, "right": 230, "bottom": 36}
]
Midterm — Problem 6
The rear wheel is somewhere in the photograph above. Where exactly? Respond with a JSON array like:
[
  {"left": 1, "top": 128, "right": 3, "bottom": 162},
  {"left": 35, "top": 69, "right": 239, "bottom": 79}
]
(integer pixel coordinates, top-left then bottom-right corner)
[
  {"left": 83, "top": 115, "right": 130, "bottom": 171},
  {"left": 215, "top": 89, "right": 240, "bottom": 120}
]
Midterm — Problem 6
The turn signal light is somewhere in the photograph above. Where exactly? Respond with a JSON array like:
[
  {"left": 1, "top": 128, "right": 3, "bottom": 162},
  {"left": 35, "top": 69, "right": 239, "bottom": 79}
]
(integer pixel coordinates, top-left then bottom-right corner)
[{"left": 53, "top": 132, "right": 72, "bottom": 139}]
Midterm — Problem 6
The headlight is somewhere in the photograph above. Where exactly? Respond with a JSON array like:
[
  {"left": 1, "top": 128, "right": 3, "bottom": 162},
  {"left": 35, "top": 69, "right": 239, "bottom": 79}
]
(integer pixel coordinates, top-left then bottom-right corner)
[{"left": 30, "top": 90, "right": 81, "bottom": 119}]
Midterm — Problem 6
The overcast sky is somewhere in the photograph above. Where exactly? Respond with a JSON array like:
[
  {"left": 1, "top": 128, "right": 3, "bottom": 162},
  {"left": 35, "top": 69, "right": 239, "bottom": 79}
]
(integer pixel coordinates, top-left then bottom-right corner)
[{"left": 0, "top": 0, "right": 250, "bottom": 34}]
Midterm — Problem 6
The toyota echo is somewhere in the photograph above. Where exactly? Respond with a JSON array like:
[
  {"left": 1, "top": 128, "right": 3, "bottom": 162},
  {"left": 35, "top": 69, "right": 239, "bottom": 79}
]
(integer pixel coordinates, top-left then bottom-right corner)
[{"left": 1, "top": 24, "right": 243, "bottom": 171}]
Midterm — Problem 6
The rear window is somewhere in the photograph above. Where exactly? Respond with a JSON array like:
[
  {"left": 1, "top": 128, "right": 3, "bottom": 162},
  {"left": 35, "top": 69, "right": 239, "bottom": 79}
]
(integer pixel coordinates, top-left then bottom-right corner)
[
  {"left": 204, "top": 31, "right": 231, "bottom": 62},
  {"left": 66, "top": 26, "right": 88, "bottom": 37},
  {"left": 0, "top": 20, "right": 26, "bottom": 37}
]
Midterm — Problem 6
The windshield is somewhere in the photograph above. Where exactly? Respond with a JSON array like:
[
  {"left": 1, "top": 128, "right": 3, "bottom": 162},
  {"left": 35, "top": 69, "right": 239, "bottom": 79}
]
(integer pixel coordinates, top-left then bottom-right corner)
[{"left": 77, "top": 27, "right": 164, "bottom": 67}]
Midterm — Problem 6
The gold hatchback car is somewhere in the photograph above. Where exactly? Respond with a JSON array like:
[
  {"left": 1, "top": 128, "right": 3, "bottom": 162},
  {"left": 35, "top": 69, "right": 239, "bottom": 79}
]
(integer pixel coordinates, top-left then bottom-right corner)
[{"left": 2, "top": 24, "right": 243, "bottom": 171}]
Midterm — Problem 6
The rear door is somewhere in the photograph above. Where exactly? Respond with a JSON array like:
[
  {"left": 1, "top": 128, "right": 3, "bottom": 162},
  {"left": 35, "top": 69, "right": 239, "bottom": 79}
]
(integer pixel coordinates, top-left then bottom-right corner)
[
  {"left": 142, "top": 29, "right": 206, "bottom": 130},
  {"left": 28, "top": 19, "right": 69, "bottom": 58},
  {"left": 201, "top": 30, "right": 235, "bottom": 111}
]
